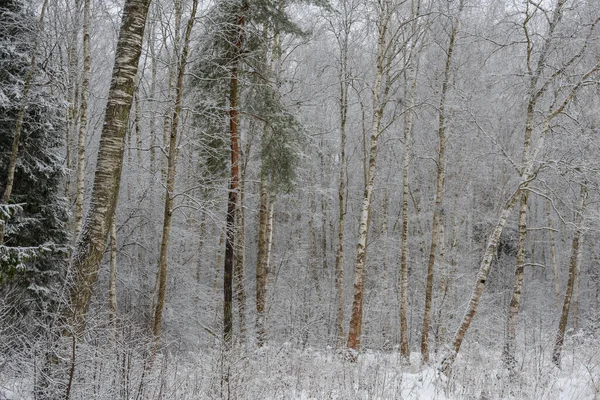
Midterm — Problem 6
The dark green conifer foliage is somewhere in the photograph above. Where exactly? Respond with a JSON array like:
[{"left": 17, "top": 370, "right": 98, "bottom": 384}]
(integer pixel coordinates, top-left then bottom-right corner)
[
  {"left": 0, "top": 0, "right": 68, "bottom": 307},
  {"left": 191, "top": 0, "right": 306, "bottom": 191}
]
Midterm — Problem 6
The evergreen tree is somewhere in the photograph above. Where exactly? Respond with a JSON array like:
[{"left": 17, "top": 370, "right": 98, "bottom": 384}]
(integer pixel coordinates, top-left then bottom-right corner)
[{"left": 0, "top": 0, "right": 68, "bottom": 310}]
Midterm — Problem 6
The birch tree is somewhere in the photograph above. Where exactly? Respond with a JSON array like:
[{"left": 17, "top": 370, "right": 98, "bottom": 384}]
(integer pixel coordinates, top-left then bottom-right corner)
[
  {"left": 420, "top": 0, "right": 463, "bottom": 364},
  {"left": 67, "top": 0, "right": 152, "bottom": 336},
  {"left": 347, "top": 0, "right": 400, "bottom": 352},
  {"left": 553, "top": 184, "right": 587, "bottom": 366},
  {"left": 152, "top": 0, "right": 198, "bottom": 342}
]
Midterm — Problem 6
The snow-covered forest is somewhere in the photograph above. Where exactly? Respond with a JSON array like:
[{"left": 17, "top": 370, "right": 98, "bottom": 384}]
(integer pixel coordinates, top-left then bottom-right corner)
[{"left": 1, "top": 0, "right": 600, "bottom": 398}]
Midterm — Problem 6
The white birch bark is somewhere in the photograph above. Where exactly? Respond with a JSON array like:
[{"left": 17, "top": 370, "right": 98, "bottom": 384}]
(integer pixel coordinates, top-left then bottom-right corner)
[
  {"left": 553, "top": 185, "right": 587, "bottom": 366},
  {"left": 68, "top": 0, "right": 153, "bottom": 336},
  {"left": 74, "top": 0, "right": 91, "bottom": 240}
]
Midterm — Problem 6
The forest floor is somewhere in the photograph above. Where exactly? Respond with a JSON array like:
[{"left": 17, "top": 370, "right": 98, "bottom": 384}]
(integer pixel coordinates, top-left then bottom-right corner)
[{"left": 1, "top": 333, "right": 599, "bottom": 399}]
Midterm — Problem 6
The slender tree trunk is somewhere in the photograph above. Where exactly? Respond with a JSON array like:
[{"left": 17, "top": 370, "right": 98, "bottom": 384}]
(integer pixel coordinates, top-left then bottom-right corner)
[
  {"left": 64, "top": 0, "right": 80, "bottom": 200},
  {"left": 2, "top": 0, "right": 49, "bottom": 204},
  {"left": 421, "top": 0, "right": 463, "bottom": 363},
  {"left": 572, "top": 232, "right": 583, "bottom": 332},
  {"left": 335, "top": 58, "right": 348, "bottom": 347},
  {"left": 74, "top": 0, "right": 90, "bottom": 240},
  {"left": 435, "top": 216, "right": 447, "bottom": 352},
  {"left": 547, "top": 197, "right": 561, "bottom": 309},
  {"left": 553, "top": 185, "right": 587, "bottom": 366},
  {"left": 196, "top": 211, "right": 207, "bottom": 282},
  {"left": 381, "top": 189, "right": 391, "bottom": 347},
  {"left": 504, "top": 191, "right": 529, "bottom": 371},
  {"left": 109, "top": 218, "right": 118, "bottom": 329},
  {"left": 234, "top": 164, "right": 247, "bottom": 342},
  {"left": 400, "top": 46, "right": 418, "bottom": 362},
  {"left": 68, "top": 0, "right": 153, "bottom": 337},
  {"left": 347, "top": 6, "right": 391, "bottom": 350},
  {"left": 152, "top": 0, "right": 198, "bottom": 341},
  {"left": 439, "top": 188, "right": 521, "bottom": 372},
  {"left": 256, "top": 174, "right": 269, "bottom": 347}
]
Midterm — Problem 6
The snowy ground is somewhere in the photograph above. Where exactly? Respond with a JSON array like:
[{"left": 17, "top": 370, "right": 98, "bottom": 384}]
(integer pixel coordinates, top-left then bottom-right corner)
[{"left": 2, "top": 336, "right": 599, "bottom": 399}]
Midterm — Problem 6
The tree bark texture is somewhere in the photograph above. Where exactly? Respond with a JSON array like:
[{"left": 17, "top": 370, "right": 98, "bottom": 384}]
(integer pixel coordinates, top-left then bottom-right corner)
[
  {"left": 400, "top": 60, "right": 417, "bottom": 360},
  {"left": 347, "top": 4, "right": 390, "bottom": 350},
  {"left": 504, "top": 191, "right": 529, "bottom": 371},
  {"left": 74, "top": 0, "right": 91, "bottom": 240},
  {"left": 553, "top": 185, "right": 586, "bottom": 366},
  {"left": 256, "top": 174, "right": 269, "bottom": 347},
  {"left": 421, "top": 0, "right": 463, "bottom": 363},
  {"left": 109, "top": 217, "right": 118, "bottom": 329},
  {"left": 68, "top": 0, "right": 152, "bottom": 336},
  {"left": 546, "top": 197, "right": 561, "bottom": 309},
  {"left": 224, "top": 4, "right": 246, "bottom": 346}
]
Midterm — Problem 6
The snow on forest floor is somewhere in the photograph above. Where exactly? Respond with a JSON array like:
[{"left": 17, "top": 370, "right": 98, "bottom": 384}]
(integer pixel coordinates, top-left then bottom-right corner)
[{"left": 1, "top": 336, "right": 600, "bottom": 399}]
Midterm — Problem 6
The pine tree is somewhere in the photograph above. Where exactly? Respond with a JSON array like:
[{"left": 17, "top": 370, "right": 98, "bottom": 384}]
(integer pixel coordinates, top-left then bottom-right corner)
[
  {"left": 0, "top": 0, "right": 68, "bottom": 310},
  {"left": 192, "top": 0, "right": 306, "bottom": 346}
]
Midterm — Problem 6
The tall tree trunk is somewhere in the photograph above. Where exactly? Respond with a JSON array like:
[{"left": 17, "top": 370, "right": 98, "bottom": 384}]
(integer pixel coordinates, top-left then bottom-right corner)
[
  {"left": 421, "top": 0, "right": 463, "bottom": 363},
  {"left": 400, "top": 42, "right": 418, "bottom": 363},
  {"left": 553, "top": 185, "right": 587, "bottom": 366},
  {"left": 504, "top": 190, "right": 529, "bottom": 371},
  {"left": 2, "top": 0, "right": 48, "bottom": 204},
  {"left": 256, "top": 174, "right": 269, "bottom": 347},
  {"left": 347, "top": 4, "right": 391, "bottom": 351},
  {"left": 546, "top": 196, "right": 561, "bottom": 309},
  {"left": 196, "top": 211, "right": 207, "bottom": 282},
  {"left": 223, "top": 3, "right": 247, "bottom": 346},
  {"left": 234, "top": 163, "right": 247, "bottom": 342},
  {"left": 64, "top": 0, "right": 80, "bottom": 200},
  {"left": 435, "top": 216, "right": 447, "bottom": 352},
  {"left": 502, "top": 0, "right": 568, "bottom": 369},
  {"left": 74, "top": 0, "right": 91, "bottom": 240},
  {"left": 68, "top": 0, "right": 153, "bottom": 337},
  {"left": 152, "top": 0, "right": 198, "bottom": 341},
  {"left": 572, "top": 232, "right": 583, "bottom": 332},
  {"left": 439, "top": 187, "right": 521, "bottom": 372},
  {"left": 335, "top": 44, "right": 348, "bottom": 346},
  {"left": 109, "top": 217, "right": 118, "bottom": 329}
]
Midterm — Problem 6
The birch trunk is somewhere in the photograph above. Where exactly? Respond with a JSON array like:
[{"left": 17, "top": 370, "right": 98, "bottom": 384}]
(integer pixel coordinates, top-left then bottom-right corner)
[
  {"left": 547, "top": 197, "right": 561, "bottom": 309},
  {"left": 152, "top": 0, "right": 198, "bottom": 340},
  {"left": 572, "top": 232, "right": 583, "bottom": 332},
  {"left": 74, "top": 0, "right": 90, "bottom": 239},
  {"left": 435, "top": 217, "right": 447, "bottom": 352},
  {"left": 256, "top": 174, "right": 269, "bottom": 347},
  {"left": 2, "top": 0, "right": 48, "bottom": 203},
  {"left": 68, "top": 0, "right": 152, "bottom": 336},
  {"left": 347, "top": 4, "right": 390, "bottom": 350},
  {"left": 109, "top": 218, "right": 118, "bottom": 329},
  {"left": 502, "top": 0, "right": 568, "bottom": 368},
  {"left": 553, "top": 185, "right": 587, "bottom": 366},
  {"left": 400, "top": 43, "right": 418, "bottom": 362},
  {"left": 504, "top": 190, "right": 529, "bottom": 371},
  {"left": 196, "top": 211, "right": 207, "bottom": 282},
  {"left": 421, "top": 0, "right": 463, "bottom": 363},
  {"left": 335, "top": 50, "right": 348, "bottom": 347}
]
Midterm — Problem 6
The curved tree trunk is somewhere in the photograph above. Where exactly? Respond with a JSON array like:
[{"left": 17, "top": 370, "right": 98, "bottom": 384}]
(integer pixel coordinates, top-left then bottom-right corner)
[{"left": 553, "top": 185, "right": 587, "bottom": 366}]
